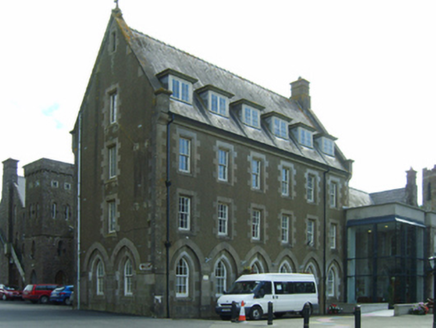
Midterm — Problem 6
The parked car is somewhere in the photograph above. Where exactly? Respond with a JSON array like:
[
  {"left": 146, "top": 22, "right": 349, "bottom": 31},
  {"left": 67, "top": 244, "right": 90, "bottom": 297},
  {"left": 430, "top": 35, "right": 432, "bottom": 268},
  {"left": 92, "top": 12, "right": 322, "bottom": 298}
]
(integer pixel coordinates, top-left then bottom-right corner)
[
  {"left": 50, "top": 285, "right": 74, "bottom": 305},
  {"left": 0, "top": 285, "right": 22, "bottom": 301},
  {"left": 22, "top": 284, "right": 60, "bottom": 304}
]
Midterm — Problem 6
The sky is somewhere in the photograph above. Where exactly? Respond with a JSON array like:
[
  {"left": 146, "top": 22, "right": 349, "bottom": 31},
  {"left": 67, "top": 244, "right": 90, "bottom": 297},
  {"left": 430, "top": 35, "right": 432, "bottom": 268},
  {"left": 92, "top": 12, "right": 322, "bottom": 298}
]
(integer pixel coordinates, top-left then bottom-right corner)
[{"left": 1, "top": 0, "right": 436, "bottom": 203}]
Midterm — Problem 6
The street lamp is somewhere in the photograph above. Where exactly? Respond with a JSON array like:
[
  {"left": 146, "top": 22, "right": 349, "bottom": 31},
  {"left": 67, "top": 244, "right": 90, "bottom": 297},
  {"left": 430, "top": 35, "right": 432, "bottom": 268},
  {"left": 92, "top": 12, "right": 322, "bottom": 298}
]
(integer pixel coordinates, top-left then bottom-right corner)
[{"left": 429, "top": 256, "right": 436, "bottom": 328}]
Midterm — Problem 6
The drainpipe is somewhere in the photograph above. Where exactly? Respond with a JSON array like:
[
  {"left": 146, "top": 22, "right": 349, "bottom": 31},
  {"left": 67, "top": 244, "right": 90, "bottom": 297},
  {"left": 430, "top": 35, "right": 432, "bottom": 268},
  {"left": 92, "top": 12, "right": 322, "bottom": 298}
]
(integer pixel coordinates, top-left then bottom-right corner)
[
  {"left": 76, "top": 112, "right": 82, "bottom": 310},
  {"left": 323, "top": 168, "right": 330, "bottom": 315},
  {"left": 165, "top": 114, "right": 174, "bottom": 318}
]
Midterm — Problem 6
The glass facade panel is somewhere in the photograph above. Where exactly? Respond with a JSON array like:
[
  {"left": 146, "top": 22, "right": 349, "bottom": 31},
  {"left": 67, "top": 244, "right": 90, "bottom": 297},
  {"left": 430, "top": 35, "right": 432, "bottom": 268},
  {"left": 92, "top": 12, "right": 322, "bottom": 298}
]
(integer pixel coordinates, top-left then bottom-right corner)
[{"left": 347, "top": 218, "right": 425, "bottom": 305}]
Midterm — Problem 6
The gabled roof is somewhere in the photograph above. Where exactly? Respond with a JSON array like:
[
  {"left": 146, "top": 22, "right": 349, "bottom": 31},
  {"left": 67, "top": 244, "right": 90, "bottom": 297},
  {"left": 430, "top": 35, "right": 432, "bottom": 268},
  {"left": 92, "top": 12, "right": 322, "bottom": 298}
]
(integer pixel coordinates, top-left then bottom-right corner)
[{"left": 101, "top": 10, "right": 351, "bottom": 173}]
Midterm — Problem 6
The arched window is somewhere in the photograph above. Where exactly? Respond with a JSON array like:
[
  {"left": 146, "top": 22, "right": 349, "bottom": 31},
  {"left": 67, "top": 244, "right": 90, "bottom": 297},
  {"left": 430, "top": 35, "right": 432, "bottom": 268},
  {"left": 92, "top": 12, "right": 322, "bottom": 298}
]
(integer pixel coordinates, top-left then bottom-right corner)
[
  {"left": 96, "top": 261, "right": 104, "bottom": 295},
  {"left": 176, "top": 258, "right": 189, "bottom": 297},
  {"left": 215, "top": 260, "right": 227, "bottom": 296},
  {"left": 279, "top": 262, "right": 292, "bottom": 273},
  {"left": 124, "top": 258, "right": 133, "bottom": 295},
  {"left": 327, "top": 268, "right": 335, "bottom": 297}
]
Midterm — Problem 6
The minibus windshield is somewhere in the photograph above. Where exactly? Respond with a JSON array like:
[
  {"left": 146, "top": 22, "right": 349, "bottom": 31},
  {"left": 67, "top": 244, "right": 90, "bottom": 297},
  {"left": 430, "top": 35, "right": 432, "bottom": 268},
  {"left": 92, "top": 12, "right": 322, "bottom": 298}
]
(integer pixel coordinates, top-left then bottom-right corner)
[{"left": 227, "top": 281, "right": 260, "bottom": 294}]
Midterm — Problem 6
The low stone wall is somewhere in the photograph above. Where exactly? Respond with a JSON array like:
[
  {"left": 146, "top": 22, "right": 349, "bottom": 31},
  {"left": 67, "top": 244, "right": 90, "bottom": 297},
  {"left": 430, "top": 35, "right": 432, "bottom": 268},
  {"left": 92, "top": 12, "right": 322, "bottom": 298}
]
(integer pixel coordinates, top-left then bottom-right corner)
[
  {"left": 394, "top": 304, "right": 414, "bottom": 316},
  {"left": 336, "top": 303, "right": 389, "bottom": 314}
]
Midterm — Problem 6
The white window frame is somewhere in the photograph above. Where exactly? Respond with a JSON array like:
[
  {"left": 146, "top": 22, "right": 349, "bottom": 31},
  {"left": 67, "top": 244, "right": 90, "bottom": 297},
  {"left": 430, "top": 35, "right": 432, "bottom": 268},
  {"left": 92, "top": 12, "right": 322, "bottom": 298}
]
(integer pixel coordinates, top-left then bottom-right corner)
[
  {"left": 178, "top": 196, "right": 191, "bottom": 231},
  {"left": 215, "top": 260, "right": 227, "bottom": 296},
  {"left": 108, "top": 201, "right": 116, "bottom": 233},
  {"left": 96, "top": 261, "right": 104, "bottom": 295},
  {"left": 327, "top": 268, "right": 335, "bottom": 297},
  {"left": 124, "top": 259, "right": 133, "bottom": 296},
  {"left": 217, "top": 203, "right": 228, "bottom": 236},
  {"left": 299, "top": 127, "right": 313, "bottom": 147},
  {"left": 307, "top": 220, "right": 315, "bottom": 247},
  {"left": 281, "top": 168, "right": 290, "bottom": 196},
  {"left": 252, "top": 209, "right": 261, "bottom": 240},
  {"left": 322, "top": 137, "right": 335, "bottom": 156},
  {"left": 176, "top": 258, "right": 189, "bottom": 297},
  {"left": 108, "top": 145, "right": 117, "bottom": 179},
  {"left": 218, "top": 149, "right": 228, "bottom": 181},
  {"left": 109, "top": 91, "right": 118, "bottom": 124},
  {"left": 281, "top": 215, "right": 289, "bottom": 243},
  {"left": 243, "top": 105, "right": 260, "bottom": 128},
  {"left": 210, "top": 92, "right": 228, "bottom": 116},
  {"left": 252, "top": 159, "right": 261, "bottom": 189},
  {"left": 330, "top": 223, "right": 337, "bottom": 249},
  {"left": 179, "top": 137, "right": 191, "bottom": 173},
  {"left": 273, "top": 117, "right": 288, "bottom": 138},
  {"left": 330, "top": 182, "right": 337, "bottom": 208},
  {"left": 170, "top": 76, "right": 191, "bottom": 103},
  {"left": 307, "top": 174, "right": 315, "bottom": 203}
]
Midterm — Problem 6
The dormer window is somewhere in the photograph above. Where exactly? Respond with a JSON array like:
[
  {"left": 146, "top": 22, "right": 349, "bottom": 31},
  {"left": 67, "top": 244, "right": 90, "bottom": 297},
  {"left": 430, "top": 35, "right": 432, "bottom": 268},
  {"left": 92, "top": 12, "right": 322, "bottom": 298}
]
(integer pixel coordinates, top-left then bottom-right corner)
[
  {"left": 273, "top": 117, "right": 288, "bottom": 138},
  {"left": 230, "top": 99, "right": 264, "bottom": 129},
  {"left": 322, "top": 137, "right": 335, "bottom": 156},
  {"left": 156, "top": 69, "right": 198, "bottom": 104},
  {"left": 243, "top": 105, "right": 260, "bottom": 128},
  {"left": 196, "top": 85, "right": 233, "bottom": 117},
  {"left": 261, "top": 111, "right": 291, "bottom": 139},
  {"left": 290, "top": 123, "right": 315, "bottom": 148},
  {"left": 299, "top": 128, "right": 313, "bottom": 147},
  {"left": 316, "top": 135, "right": 336, "bottom": 156},
  {"left": 170, "top": 76, "right": 191, "bottom": 103},
  {"left": 211, "top": 93, "right": 227, "bottom": 116}
]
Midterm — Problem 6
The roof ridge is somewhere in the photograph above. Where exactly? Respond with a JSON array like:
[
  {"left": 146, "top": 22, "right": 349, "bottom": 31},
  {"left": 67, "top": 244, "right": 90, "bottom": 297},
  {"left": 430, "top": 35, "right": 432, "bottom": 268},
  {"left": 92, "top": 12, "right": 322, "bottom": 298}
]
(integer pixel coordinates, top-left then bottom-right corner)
[{"left": 130, "top": 28, "right": 290, "bottom": 101}]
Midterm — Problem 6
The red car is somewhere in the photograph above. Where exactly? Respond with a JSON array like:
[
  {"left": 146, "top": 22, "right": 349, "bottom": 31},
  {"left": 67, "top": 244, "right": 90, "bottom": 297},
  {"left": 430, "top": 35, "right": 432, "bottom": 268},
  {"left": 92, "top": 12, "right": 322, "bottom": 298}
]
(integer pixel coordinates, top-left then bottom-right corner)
[
  {"left": 22, "top": 284, "right": 60, "bottom": 304},
  {"left": 0, "top": 285, "right": 22, "bottom": 300}
]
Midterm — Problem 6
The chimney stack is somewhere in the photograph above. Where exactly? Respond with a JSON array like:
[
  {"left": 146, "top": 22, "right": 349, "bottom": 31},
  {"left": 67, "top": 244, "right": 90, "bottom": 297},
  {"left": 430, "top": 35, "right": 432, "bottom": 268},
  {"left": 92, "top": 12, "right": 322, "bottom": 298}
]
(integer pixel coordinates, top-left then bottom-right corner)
[
  {"left": 2, "top": 158, "right": 18, "bottom": 200},
  {"left": 290, "top": 77, "right": 311, "bottom": 111},
  {"left": 405, "top": 167, "right": 417, "bottom": 207}
]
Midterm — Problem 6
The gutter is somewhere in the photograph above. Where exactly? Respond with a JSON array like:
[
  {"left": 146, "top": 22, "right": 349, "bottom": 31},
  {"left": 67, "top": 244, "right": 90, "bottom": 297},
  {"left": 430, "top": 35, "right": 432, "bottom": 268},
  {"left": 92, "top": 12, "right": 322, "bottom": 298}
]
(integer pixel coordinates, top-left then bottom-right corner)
[
  {"left": 323, "top": 168, "right": 330, "bottom": 315},
  {"left": 165, "top": 113, "right": 174, "bottom": 318},
  {"left": 76, "top": 112, "right": 82, "bottom": 310}
]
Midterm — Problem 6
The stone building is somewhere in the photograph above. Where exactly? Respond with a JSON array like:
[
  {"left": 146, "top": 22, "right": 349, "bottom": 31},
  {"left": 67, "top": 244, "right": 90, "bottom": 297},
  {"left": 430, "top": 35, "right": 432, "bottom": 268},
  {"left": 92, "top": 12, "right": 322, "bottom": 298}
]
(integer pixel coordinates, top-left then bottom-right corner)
[
  {"left": 71, "top": 8, "right": 352, "bottom": 318},
  {"left": 0, "top": 158, "right": 75, "bottom": 288}
]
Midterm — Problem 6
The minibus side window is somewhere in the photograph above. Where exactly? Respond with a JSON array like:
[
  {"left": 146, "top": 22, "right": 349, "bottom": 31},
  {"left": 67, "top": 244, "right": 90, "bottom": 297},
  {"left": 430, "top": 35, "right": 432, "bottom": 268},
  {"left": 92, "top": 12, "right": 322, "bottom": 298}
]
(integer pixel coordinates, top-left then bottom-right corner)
[
  {"left": 305, "top": 282, "right": 315, "bottom": 293},
  {"left": 274, "top": 282, "right": 284, "bottom": 295},
  {"left": 287, "top": 282, "right": 295, "bottom": 294},
  {"left": 257, "top": 281, "right": 272, "bottom": 297}
]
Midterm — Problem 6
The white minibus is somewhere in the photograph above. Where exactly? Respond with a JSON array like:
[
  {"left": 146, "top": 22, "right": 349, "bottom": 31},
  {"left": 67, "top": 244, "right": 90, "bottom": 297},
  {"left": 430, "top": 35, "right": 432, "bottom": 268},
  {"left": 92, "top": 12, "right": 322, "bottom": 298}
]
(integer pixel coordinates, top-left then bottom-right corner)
[{"left": 215, "top": 273, "right": 319, "bottom": 320}]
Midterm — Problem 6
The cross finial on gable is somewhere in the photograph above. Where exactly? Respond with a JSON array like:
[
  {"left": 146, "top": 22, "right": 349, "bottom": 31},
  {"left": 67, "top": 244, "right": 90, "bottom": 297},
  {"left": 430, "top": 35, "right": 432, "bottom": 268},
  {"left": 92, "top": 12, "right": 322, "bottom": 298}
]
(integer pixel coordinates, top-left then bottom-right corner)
[{"left": 114, "top": 0, "right": 119, "bottom": 9}]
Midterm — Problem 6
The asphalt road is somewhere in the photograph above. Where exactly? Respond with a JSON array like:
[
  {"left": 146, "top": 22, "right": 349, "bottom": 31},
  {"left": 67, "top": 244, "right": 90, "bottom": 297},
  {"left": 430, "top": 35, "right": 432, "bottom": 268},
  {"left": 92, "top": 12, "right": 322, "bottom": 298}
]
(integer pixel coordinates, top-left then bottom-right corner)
[{"left": 0, "top": 301, "right": 434, "bottom": 328}]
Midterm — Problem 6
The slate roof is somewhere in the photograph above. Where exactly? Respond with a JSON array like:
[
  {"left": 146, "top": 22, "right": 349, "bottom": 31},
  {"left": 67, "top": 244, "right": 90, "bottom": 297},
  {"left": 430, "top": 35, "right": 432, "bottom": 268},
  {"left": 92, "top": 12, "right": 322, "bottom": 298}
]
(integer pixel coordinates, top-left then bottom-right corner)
[
  {"left": 370, "top": 188, "right": 406, "bottom": 205},
  {"left": 349, "top": 187, "right": 374, "bottom": 207},
  {"left": 112, "top": 11, "right": 350, "bottom": 172},
  {"left": 348, "top": 187, "right": 409, "bottom": 208}
]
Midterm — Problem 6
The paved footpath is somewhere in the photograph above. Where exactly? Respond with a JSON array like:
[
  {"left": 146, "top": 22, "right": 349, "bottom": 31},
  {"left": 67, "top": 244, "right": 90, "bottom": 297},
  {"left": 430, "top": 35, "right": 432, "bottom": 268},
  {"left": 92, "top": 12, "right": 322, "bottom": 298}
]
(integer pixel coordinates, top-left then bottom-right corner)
[
  {"left": 0, "top": 302, "right": 434, "bottom": 328},
  {"left": 203, "top": 310, "right": 433, "bottom": 328}
]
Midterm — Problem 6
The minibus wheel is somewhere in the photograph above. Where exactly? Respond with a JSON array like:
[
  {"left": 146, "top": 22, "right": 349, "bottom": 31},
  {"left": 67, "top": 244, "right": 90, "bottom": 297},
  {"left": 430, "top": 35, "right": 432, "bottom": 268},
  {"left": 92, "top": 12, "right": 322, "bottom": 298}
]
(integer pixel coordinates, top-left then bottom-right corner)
[{"left": 249, "top": 305, "right": 263, "bottom": 320}]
